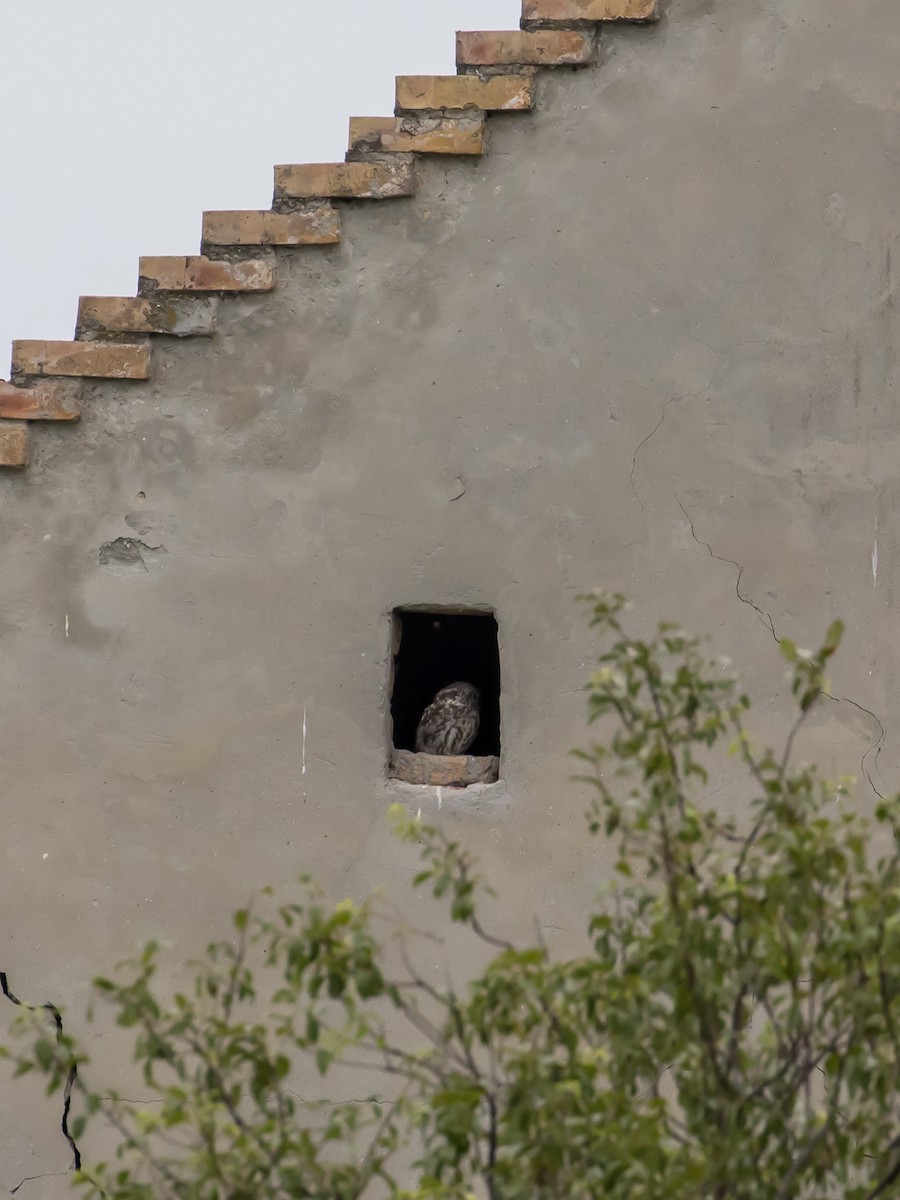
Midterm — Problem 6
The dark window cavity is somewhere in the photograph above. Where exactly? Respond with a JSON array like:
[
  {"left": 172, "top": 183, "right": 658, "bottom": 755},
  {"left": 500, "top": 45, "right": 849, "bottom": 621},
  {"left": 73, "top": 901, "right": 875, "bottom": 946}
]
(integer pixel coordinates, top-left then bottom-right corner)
[{"left": 389, "top": 609, "right": 501, "bottom": 759}]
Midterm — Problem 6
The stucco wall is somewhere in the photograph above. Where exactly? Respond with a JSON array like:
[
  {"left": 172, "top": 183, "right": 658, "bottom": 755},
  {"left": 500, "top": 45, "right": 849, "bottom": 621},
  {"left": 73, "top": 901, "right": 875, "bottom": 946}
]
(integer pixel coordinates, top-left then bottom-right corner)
[{"left": 3, "top": 0, "right": 900, "bottom": 1189}]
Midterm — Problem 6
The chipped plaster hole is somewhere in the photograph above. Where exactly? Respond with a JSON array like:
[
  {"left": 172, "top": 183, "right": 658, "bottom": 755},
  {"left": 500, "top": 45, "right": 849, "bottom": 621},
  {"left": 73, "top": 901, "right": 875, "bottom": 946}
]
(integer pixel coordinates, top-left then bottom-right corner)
[{"left": 98, "top": 537, "right": 167, "bottom": 572}]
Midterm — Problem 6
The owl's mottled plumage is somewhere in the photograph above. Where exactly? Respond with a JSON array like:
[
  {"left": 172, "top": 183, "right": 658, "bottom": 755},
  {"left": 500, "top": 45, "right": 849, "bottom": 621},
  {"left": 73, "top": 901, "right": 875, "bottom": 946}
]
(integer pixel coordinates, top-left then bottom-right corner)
[{"left": 415, "top": 682, "right": 481, "bottom": 756}]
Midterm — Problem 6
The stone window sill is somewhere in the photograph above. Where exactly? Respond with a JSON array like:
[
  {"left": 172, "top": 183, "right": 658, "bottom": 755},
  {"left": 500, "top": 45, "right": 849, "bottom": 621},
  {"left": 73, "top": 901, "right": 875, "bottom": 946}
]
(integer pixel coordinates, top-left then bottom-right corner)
[{"left": 389, "top": 749, "right": 500, "bottom": 787}]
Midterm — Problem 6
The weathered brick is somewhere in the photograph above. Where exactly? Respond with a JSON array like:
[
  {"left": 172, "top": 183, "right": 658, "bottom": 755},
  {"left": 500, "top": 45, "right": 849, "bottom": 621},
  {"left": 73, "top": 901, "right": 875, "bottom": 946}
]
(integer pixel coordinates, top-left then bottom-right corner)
[
  {"left": 0, "top": 424, "right": 29, "bottom": 467},
  {"left": 349, "top": 115, "right": 485, "bottom": 156},
  {"left": 0, "top": 378, "right": 81, "bottom": 420},
  {"left": 396, "top": 74, "right": 534, "bottom": 113},
  {"left": 274, "top": 160, "right": 415, "bottom": 201},
  {"left": 139, "top": 256, "right": 274, "bottom": 292},
  {"left": 77, "top": 296, "right": 218, "bottom": 337},
  {"left": 522, "top": 0, "right": 658, "bottom": 20},
  {"left": 457, "top": 29, "right": 595, "bottom": 66},
  {"left": 389, "top": 749, "right": 500, "bottom": 787},
  {"left": 202, "top": 207, "right": 341, "bottom": 246},
  {"left": 11, "top": 341, "right": 150, "bottom": 379}
]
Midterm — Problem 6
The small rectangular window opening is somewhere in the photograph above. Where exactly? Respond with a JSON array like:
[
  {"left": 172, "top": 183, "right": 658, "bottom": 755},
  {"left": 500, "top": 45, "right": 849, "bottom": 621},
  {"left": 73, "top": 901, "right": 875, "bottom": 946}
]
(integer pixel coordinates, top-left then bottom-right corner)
[{"left": 388, "top": 608, "right": 501, "bottom": 787}]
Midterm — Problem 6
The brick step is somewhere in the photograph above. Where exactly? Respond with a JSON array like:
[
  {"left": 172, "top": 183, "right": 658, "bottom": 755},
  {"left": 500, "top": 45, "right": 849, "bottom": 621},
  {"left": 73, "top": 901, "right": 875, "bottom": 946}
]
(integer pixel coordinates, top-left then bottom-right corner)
[
  {"left": 396, "top": 73, "right": 534, "bottom": 114},
  {"left": 77, "top": 296, "right": 218, "bottom": 338},
  {"left": 138, "top": 256, "right": 274, "bottom": 293},
  {"left": 521, "top": 0, "right": 658, "bottom": 23},
  {"left": 0, "top": 425, "right": 28, "bottom": 467},
  {"left": 348, "top": 115, "right": 485, "bottom": 157},
  {"left": 11, "top": 341, "right": 150, "bottom": 380},
  {"left": 202, "top": 206, "right": 341, "bottom": 247},
  {"left": 0, "top": 379, "right": 82, "bottom": 420},
  {"left": 274, "top": 159, "right": 415, "bottom": 202},
  {"left": 456, "top": 30, "right": 595, "bottom": 67}
]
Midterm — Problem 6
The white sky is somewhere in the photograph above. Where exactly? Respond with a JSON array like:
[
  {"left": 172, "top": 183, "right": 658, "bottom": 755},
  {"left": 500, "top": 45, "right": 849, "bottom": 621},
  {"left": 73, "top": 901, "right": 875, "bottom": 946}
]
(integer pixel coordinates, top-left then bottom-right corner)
[{"left": 0, "top": 0, "right": 518, "bottom": 371}]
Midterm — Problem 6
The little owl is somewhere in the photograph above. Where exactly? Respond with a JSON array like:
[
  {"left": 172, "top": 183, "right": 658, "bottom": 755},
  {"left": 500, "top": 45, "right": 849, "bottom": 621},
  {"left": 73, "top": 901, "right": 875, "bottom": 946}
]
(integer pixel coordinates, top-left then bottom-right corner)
[{"left": 415, "top": 682, "right": 481, "bottom": 756}]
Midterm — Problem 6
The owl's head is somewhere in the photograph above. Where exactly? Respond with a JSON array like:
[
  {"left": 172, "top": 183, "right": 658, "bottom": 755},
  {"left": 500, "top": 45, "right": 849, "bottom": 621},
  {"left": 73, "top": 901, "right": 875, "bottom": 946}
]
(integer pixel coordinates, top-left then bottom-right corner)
[{"left": 440, "top": 681, "right": 480, "bottom": 704}]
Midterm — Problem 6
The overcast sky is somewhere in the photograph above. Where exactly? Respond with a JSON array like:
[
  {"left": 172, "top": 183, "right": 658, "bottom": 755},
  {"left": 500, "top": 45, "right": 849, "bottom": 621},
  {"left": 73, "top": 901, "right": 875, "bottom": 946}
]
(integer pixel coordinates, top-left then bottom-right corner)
[{"left": 0, "top": 0, "right": 517, "bottom": 371}]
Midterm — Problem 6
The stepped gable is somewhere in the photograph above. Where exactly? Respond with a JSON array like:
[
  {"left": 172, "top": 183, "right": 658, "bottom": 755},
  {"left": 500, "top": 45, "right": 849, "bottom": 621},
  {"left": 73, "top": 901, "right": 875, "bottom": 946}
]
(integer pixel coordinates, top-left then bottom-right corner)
[{"left": 0, "top": 0, "right": 660, "bottom": 470}]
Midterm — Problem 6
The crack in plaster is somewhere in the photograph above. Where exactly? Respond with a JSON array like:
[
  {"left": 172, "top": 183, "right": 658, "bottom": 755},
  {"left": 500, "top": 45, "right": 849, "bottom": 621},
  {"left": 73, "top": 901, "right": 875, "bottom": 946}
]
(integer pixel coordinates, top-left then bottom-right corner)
[
  {"left": 674, "top": 494, "right": 778, "bottom": 640},
  {"left": 824, "top": 693, "right": 887, "bottom": 800},
  {"left": 629, "top": 407, "right": 666, "bottom": 511},
  {"left": 0, "top": 973, "right": 81, "bottom": 1177},
  {"left": 10, "top": 1170, "right": 71, "bottom": 1197},
  {"left": 674, "top": 496, "right": 891, "bottom": 802},
  {"left": 283, "top": 1088, "right": 384, "bottom": 1107},
  {"left": 629, "top": 359, "right": 719, "bottom": 512}
]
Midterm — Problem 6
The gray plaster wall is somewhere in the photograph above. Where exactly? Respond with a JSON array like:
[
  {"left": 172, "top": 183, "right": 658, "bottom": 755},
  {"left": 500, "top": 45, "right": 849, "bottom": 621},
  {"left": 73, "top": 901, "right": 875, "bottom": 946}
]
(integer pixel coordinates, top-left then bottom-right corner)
[{"left": 3, "top": 0, "right": 900, "bottom": 1189}]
